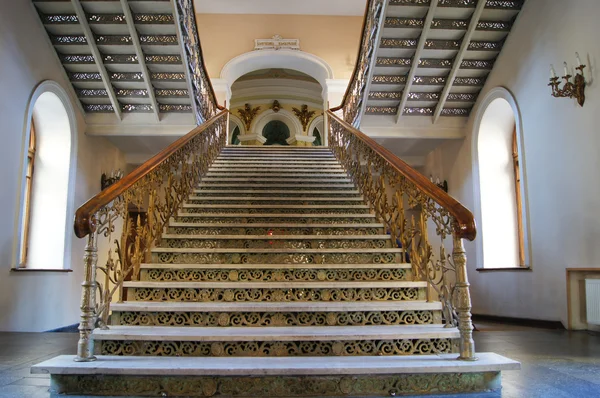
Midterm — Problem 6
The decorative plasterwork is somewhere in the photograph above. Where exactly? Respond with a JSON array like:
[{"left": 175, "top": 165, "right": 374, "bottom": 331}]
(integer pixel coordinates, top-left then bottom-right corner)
[
  {"left": 365, "top": 106, "right": 471, "bottom": 116},
  {"left": 255, "top": 35, "right": 300, "bottom": 51},
  {"left": 376, "top": 57, "right": 493, "bottom": 70},
  {"left": 371, "top": 75, "right": 486, "bottom": 86},
  {"left": 385, "top": 17, "right": 512, "bottom": 31},
  {"left": 379, "top": 39, "right": 502, "bottom": 51},
  {"left": 40, "top": 13, "right": 175, "bottom": 25},
  {"left": 388, "top": 0, "right": 524, "bottom": 9}
]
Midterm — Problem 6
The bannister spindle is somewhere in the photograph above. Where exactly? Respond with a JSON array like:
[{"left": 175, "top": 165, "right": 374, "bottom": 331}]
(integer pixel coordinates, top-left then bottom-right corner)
[
  {"left": 452, "top": 234, "right": 477, "bottom": 361},
  {"left": 74, "top": 231, "right": 98, "bottom": 362}
]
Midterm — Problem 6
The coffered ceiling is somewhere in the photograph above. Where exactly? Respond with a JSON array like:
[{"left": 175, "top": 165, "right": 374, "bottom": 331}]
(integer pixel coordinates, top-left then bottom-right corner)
[
  {"left": 193, "top": 0, "right": 368, "bottom": 16},
  {"left": 33, "top": 0, "right": 195, "bottom": 121},
  {"left": 364, "top": 0, "right": 524, "bottom": 123}
]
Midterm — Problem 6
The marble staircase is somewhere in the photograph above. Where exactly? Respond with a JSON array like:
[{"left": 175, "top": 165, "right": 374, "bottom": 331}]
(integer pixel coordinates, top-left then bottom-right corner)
[{"left": 33, "top": 146, "right": 519, "bottom": 397}]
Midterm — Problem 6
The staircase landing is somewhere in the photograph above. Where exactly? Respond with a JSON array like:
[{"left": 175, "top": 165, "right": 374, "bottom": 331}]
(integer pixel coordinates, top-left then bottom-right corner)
[{"left": 33, "top": 353, "right": 519, "bottom": 397}]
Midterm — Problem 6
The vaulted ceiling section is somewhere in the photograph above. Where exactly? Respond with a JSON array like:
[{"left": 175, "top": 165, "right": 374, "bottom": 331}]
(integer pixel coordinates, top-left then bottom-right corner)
[
  {"left": 365, "top": 0, "right": 524, "bottom": 122},
  {"left": 33, "top": 0, "right": 194, "bottom": 120}
]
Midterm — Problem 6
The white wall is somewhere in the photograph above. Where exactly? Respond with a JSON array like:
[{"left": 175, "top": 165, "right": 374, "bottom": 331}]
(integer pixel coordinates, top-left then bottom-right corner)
[
  {"left": 0, "top": 0, "right": 126, "bottom": 331},
  {"left": 426, "top": 0, "right": 600, "bottom": 325}
]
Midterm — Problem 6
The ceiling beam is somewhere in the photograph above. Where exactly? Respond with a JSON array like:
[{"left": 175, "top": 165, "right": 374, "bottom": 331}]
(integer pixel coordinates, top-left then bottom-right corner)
[
  {"left": 70, "top": 0, "right": 122, "bottom": 120},
  {"left": 432, "top": 0, "right": 486, "bottom": 123},
  {"left": 395, "top": 0, "right": 439, "bottom": 124},
  {"left": 119, "top": 0, "right": 161, "bottom": 122}
]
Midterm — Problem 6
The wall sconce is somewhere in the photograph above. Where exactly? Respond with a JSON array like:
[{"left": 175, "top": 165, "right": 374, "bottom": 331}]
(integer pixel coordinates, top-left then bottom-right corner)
[
  {"left": 101, "top": 169, "right": 124, "bottom": 190},
  {"left": 430, "top": 175, "right": 448, "bottom": 193},
  {"left": 549, "top": 53, "right": 586, "bottom": 107}
]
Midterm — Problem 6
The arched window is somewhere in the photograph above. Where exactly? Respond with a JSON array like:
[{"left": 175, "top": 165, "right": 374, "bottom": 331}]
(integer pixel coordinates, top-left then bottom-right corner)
[
  {"left": 17, "top": 86, "right": 74, "bottom": 270},
  {"left": 312, "top": 127, "right": 322, "bottom": 146},
  {"left": 231, "top": 126, "right": 241, "bottom": 145},
  {"left": 476, "top": 95, "right": 527, "bottom": 269},
  {"left": 262, "top": 120, "right": 290, "bottom": 146}
]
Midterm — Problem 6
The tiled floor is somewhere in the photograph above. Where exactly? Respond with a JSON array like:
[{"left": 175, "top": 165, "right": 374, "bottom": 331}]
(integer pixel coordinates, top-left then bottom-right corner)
[{"left": 0, "top": 321, "right": 598, "bottom": 397}]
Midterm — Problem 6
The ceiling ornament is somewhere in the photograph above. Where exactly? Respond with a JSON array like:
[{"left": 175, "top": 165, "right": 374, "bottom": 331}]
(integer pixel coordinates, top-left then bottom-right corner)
[
  {"left": 237, "top": 104, "right": 262, "bottom": 130},
  {"left": 254, "top": 35, "right": 300, "bottom": 51}
]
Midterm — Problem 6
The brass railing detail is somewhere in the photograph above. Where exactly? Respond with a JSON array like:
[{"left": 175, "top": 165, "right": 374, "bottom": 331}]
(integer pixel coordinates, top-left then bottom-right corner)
[
  {"left": 333, "top": 0, "right": 386, "bottom": 127},
  {"left": 175, "top": 0, "right": 224, "bottom": 123},
  {"left": 327, "top": 111, "right": 477, "bottom": 360},
  {"left": 73, "top": 111, "right": 227, "bottom": 361}
]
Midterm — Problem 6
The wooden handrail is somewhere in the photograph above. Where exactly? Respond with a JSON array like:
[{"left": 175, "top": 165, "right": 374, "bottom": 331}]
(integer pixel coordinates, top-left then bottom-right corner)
[
  {"left": 327, "top": 110, "right": 476, "bottom": 241},
  {"left": 73, "top": 110, "right": 228, "bottom": 239}
]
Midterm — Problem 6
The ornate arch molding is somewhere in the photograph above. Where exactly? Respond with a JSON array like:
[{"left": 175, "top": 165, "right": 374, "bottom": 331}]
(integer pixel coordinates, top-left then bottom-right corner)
[
  {"left": 220, "top": 50, "right": 334, "bottom": 101},
  {"left": 15, "top": 80, "right": 78, "bottom": 269},
  {"left": 253, "top": 109, "right": 303, "bottom": 140},
  {"left": 307, "top": 115, "right": 325, "bottom": 146},
  {"left": 471, "top": 86, "right": 530, "bottom": 269}
]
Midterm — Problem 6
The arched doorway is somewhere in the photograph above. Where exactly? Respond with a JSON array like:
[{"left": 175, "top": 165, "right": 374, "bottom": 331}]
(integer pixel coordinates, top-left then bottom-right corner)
[{"left": 262, "top": 121, "right": 290, "bottom": 146}]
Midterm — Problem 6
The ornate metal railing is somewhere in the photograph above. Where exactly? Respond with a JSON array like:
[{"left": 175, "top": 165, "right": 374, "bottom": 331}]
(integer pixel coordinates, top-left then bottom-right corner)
[
  {"left": 175, "top": 0, "right": 224, "bottom": 124},
  {"left": 72, "top": 110, "right": 227, "bottom": 362},
  {"left": 333, "top": 0, "right": 386, "bottom": 127},
  {"left": 327, "top": 111, "right": 478, "bottom": 360}
]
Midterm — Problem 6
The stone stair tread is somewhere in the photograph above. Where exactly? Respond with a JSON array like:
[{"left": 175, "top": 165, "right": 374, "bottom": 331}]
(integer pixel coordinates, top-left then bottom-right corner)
[
  {"left": 123, "top": 281, "right": 425, "bottom": 289},
  {"left": 32, "top": 353, "right": 521, "bottom": 376},
  {"left": 176, "top": 213, "right": 376, "bottom": 218},
  {"left": 201, "top": 178, "right": 352, "bottom": 182},
  {"left": 206, "top": 173, "right": 349, "bottom": 177},
  {"left": 161, "top": 234, "right": 390, "bottom": 240},
  {"left": 140, "top": 263, "right": 410, "bottom": 270},
  {"left": 168, "top": 222, "right": 384, "bottom": 228},
  {"left": 151, "top": 248, "right": 402, "bottom": 253},
  {"left": 180, "top": 204, "right": 370, "bottom": 209},
  {"left": 192, "top": 190, "right": 361, "bottom": 194},
  {"left": 196, "top": 184, "right": 356, "bottom": 188},
  {"left": 92, "top": 325, "right": 459, "bottom": 341},
  {"left": 110, "top": 301, "right": 439, "bottom": 312},
  {"left": 187, "top": 196, "right": 364, "bottom": 201}
]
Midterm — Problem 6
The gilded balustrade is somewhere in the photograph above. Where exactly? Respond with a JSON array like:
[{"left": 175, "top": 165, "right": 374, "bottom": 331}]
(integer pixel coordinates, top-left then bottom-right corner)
[
  {"left": 327, "top": 111, "right": 477, "bottom": 360},
  {"left": 336, "top": 0, "right": 386, "bottom": 127},
  {"left": 73, "top": 111, "right": 227, "bottom": 362}
]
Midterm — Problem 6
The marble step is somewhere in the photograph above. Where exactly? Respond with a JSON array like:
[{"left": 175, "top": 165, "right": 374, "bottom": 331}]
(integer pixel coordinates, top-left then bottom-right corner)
[
  {"left": 212, "top": 160, "right": 340, "bottom": 165},
  {"left": 93, "top": 325, "right": 458, "bottom": 342},
  {"left": 109, "top": 301, "right": 442, "bottom": 327},
  {"left": 196, "top": 183, "right": 356, "bottom": 189},
  {"left": 173, "top": 213, "right": 377, "bottom": 224},
  {"left": 192, "top": 189, "right": 361, "bottom": 196},
  {"left": 209, "top": 164, "right": 344, "bottom": 170},
  {"left": 141, "top": 262, "right": 410, "bottom": 270},
  {"left": 215, "top": 157, "right": 338, "bottom": 162},
  {"left": 205, "top": 172, "right": 349, "bottom": 178},
  {"left": 186, "top": 196, "right": 364, "bottom": 205},
  {"left": 167, "top": 222, "right": 385, "bottom": 236},
  {"left": 200, "top": 177, "right": 353, "bottom": 183},
  {"left": 151, "top": 247, "right": 403, "bottom": 265},
  {"left": 217, "top": 155, "right": 337, "bottom": 160},
  {"left": 124, "top": 281, "right": 426, "bottom": 303},
  {"left": 179, "top": 204, "right": 371, "bottom": 215}
]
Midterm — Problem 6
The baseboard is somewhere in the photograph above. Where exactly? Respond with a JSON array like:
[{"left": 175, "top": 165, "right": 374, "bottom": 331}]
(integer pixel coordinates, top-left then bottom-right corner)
[
  {"left": 472, "top": 314, "right": 566, "bottom": 330},
  {"left": 45, "top": 323, "right": 79, "bottom": 333}
]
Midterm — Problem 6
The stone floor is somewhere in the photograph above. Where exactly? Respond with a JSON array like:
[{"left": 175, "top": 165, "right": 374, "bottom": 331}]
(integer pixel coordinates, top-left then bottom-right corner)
[{"left": 0, "top": 321, "right": 598, "bottom": 397}]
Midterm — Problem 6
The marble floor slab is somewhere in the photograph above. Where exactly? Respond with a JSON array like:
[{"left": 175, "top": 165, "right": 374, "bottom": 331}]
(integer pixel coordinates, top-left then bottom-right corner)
[{"left": 0, "top": 321, "right": 597, "bottom": 397}]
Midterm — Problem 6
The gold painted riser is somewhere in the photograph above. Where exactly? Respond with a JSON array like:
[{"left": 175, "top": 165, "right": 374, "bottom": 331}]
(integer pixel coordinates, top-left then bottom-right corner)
[
  {"left": 186, "top": 199, "right": 364, "bottom": 205},
  {"left": 180, "top": 208, "right": 372, "bottom": 215},
  {"left": 167, "top": 225, "right": 385, "bottom": 235},
  {"left": 139, "top": 267, "right": 409, "bottom": 282},
  {"left": 98, "top": 338, "right": 455, "bottom": 357},
  {"left": 173, "top": 216, "right": 376, "bottom": 224},
  {"left": 125, "top": 286, "right": 426, "bottom": 302},
  {"left": 160, "top": 238, "right": 392, "bottom": 249},
  {"left": 151, "top": 251, "right": 403, "bottom": 265},
  {"left": 110, "top": 309, "right": 442, "bottom": 327}
]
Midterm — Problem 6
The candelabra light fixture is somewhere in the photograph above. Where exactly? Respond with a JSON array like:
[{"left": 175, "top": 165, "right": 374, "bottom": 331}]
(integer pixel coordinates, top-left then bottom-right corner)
[
  {"left": 430, "top": 175, "right": 448, "bottom": 193},
  {"left": 549, "top": 53, "right": 587, "bottom": 107},
  {"left": 101, "top": 169, "right": 124, "bottom": 190}
]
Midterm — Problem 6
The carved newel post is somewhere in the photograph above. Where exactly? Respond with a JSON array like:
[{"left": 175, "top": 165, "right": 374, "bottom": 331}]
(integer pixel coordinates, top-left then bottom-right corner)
[
  {"left": 452, "top": 234, "right": 477, "bottom": 361},
  {"left": 74, "top": 231, "right": 99, "bottom": 362}
]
